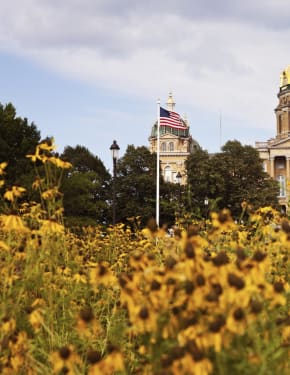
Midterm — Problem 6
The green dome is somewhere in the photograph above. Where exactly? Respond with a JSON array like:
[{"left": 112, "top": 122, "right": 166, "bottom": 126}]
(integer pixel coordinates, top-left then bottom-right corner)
[{"left": 149, "top": 121, "right": 200, "bottom": 152}]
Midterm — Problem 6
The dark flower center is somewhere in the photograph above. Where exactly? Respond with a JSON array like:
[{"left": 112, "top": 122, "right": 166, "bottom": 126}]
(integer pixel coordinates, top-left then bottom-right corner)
[{"left": 59, "top": 346, "right": 71, "bottom": 360}]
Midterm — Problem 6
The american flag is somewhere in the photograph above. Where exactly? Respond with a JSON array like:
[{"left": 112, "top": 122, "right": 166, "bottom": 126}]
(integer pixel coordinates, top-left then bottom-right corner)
[{"left": 160, "top": 107, "right": 185, "bottom": 129}]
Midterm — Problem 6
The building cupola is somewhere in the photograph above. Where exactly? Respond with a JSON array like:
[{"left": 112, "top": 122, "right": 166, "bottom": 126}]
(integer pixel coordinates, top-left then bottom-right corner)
[{"left": 166, "top": 91, "right": 176, "bottom": 111}]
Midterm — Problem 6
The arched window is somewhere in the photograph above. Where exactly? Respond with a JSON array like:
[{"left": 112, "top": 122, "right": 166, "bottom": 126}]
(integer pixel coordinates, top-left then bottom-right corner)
[
  {"left": 277, "top": 175, "right": 286, "bottom": 197},
  {"left": 164, "top": 166, "right": 172, "bottom": 182},
  {"left": 161, "top": 142, "right": 166, "bottom": 151},
  {"left": 169, "top": 142, "right": 174, "bottom": 151}
]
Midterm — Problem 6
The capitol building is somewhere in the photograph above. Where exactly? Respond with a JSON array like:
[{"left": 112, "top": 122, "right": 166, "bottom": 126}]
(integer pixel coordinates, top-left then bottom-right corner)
[
  {"left": 255, "top": 65, "right": 290, "bottom": 212},
  {"left": 148, "top": 92, "right": 200, "bottom": 184},
  {"left": 149, "top": 66, "right": 290, "bottom": 212}
]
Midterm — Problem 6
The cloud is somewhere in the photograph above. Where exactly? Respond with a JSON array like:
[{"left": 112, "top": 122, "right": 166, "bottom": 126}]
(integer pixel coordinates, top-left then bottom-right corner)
[{"left": 0, "top": 0, "right": 289, "bottom": 138}]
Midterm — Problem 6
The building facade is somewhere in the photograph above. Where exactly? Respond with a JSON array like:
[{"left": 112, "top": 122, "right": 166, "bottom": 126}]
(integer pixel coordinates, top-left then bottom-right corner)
[
  {"left": 149, "top": 93, "right": 200, "bottom": 184},
  {"left": 255, "top": 65, "right": 290, "bottom": 212}
]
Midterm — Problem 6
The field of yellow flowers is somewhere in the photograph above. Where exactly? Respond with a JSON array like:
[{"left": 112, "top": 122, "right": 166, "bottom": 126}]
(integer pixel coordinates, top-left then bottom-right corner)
[{"left": 0, "top": 141, "right": 289, "bottom": 374}]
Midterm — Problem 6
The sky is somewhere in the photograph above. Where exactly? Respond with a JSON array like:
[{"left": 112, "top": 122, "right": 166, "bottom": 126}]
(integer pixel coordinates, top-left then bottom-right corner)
[{"left": 1, "top": 0, "right": 290, "bottom": 171}]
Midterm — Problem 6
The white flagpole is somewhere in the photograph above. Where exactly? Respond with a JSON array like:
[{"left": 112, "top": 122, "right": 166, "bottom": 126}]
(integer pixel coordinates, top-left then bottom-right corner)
[
  {"left": 156, "top": 99, "right": 160, "bottom": 227},
  {"left": 219, "top": 111, "right": 222, "bottom": 151}
]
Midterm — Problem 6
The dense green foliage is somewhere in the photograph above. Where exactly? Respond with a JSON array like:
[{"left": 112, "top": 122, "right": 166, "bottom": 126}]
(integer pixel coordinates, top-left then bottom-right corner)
[
  {"left": 0, "top": 102, "right": 41, "bottom": 197},
  {"left": 61, "top": 145, "right": 111, "bottom": 226},
  {"left": 186, "top": 140, "right": 279, "bottom": 218},
  {"left": 116, "top": 145, "right": 181, "bottom": 227},
  {"left": 116, "top": 145, "right": 157, "bottom": 225},
  {"left": 0, "top": 102, "right": 281, "bottom": 226}
]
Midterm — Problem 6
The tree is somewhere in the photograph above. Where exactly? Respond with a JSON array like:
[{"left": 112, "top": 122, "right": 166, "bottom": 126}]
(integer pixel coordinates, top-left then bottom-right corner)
[
  {"left": 61, "top": 145, "right": 111, "bottom": 226},
  {"left": 186, "top": 140, "right": 279, "bottom": 218},
  {"left": 0, "top": 102, "right": 41, "bottom": 203},
  {"left": 115, "top": 145, "right": 157, "bottom": 226},
  {"left": 185, "top": 148, "right": 212, "bottom": 216},
  {"left": 115, "top": 145, "right": 180, "bottom": 227}
]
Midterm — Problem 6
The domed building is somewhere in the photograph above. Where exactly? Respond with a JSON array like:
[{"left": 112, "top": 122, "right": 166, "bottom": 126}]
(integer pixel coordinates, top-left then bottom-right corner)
[
  {"left": 149, "top": 92, "right": 200, "bottom": 184},
  {"left": 255, "top": 65, "right": 290, "bottom": 212}
]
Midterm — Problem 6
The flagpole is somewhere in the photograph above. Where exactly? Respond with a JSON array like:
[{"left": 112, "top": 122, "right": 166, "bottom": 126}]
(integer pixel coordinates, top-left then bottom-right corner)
[
  {"left": 156, "top": 99, "right": 160, "bottom": 227},
  {"left": 219, "top": 111, "right": 222, "bottom": 151}
]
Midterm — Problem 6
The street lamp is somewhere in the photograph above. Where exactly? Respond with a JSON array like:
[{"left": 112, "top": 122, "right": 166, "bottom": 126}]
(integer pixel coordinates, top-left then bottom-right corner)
[
  {"left": 176, "top": 172, "right": 182, "bottom": 219},
  {"left": 204, "top": 197, "right": 209, "bottom": 228},
  {"left": 110, "top": 140, "right": 120, "bottom": 225}
]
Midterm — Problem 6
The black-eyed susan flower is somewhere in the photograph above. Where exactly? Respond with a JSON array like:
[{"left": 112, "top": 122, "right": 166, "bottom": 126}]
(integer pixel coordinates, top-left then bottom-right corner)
[
  {"left": 72, "top": 271, "right": 87, "bottom": 284},
  {"left": 89, "top": 261, "right": 117, "bottom": 291},
  {"left": 4, "top": 186, "right": 26, "bottom": 202},
  {"left": 8, "top": 331, "right": 35, "bottom": 374},
  {"left": 87, "top": 350, "right": 124, "bottom": 375},
  {"left": 86, "top": 350, "right": 102, "bottom": 375},
  {"left": 0, "top": 161, "right": 7, "bottom": 174},
  {"left": 39, "top": 219, "right": 64, "bottom": 234},
  {"left": 128, "top": 305, "right": 158, "bottom": 334},
  {"left": 0, "top": 214, "right": 28, "bottom": 232},
  {"left": 27, "top": 298, "right": 46, "bottom": 333},
  {"left": 50, "top": 345, "right": 81, "bottom": 374},
  {"left": 48, "top": 156, "right": 72, "bottom": 169},
  {"left": 226, "top": 307, "right": 247, "bottom": 335},
  {"left": 1, "top": 316, "right": 16, "bottom": 335},
  {"left": 76, "top": 307, "right": 103, "bottom": 338},
  {"left": 211, "top": 209, "right": 236, "bottom": 233}
]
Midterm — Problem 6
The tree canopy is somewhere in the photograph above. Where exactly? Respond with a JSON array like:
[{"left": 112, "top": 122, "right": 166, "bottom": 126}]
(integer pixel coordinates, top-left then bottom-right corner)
[
  {"left": 115, "top": 145, "right": 157, "bottom": 226},
  {"left": 61, "top": 145, "right": 111, "bottom": 226},
  {"left": 115, "top": 145, "right": 180, "bottom": 227},
  {"left": 186, "top": 140, "right": 279, "bottom": 218},
  {"left": 0, "top": 101, "right": 280, "bottom": 226},
  {"left": 0, "top": 102, "right": 41, "bottom": 191}
]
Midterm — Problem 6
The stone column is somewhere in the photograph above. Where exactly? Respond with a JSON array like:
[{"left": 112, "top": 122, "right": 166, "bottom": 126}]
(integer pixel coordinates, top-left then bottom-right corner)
[
  {"left": 269, "top": 157, "right": 275, "bottom": 178},
  {"left": 287, "top": 157, "right": 290, "bottom": 180}
]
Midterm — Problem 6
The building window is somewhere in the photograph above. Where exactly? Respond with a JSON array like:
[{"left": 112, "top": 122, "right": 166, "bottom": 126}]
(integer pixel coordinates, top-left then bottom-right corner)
[
  {"left": 263, "top": 161, "right": 267, "bottom": 172},
  {"left": 164, "top": 166, "right": 171, "bottom": 182},
  {"left": 169, "top": 142, "right": 174, "bottom": 151},
  {"left": 161, "top": 142, "right": 166, "bottom": 151},
  {"left": 275, "top": 156, "right": 285, "bottom": 169},
  {"left": 277, "top": 175, "right": 286, "bottom": 197}
]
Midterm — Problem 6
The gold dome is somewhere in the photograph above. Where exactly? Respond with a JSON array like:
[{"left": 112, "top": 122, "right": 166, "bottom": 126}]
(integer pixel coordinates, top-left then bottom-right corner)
[{"left": 280, "top": 65, "right": 290, "bottom": 87}]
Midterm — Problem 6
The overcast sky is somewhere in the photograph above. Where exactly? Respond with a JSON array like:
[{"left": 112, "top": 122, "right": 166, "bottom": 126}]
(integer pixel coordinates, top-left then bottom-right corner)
[{"left": 1, "top": 0, "right": 290, "bottom": 170}]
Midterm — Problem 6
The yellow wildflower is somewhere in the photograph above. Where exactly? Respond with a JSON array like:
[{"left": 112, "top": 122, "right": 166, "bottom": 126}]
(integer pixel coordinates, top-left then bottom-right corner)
[
  {"left": 73, "top": 272, "right": 87, "bottom": 284},
  {"left": 4, "top": 186, "right": 26, "bottom": 202},
  {"left": 41, "top": 187, "right": 62, "bottom": 200},
  {"left": 88, "top": 350, "right": 124, "bottom": 375},
  {"left": 49, "top": 156, "right": 72, "bottom": 169},
  {"left": 39, "top": 219, "right": 64, "bottom": 234},
  {"left": 0, "top": 240, "right": 10, "bottom": 251},
  {"left": 29, "top": 308, "right": 44, "bottom": 332},
  {"left": 50, "top": 345, "right": 82, "bottom": 374},
  {"left": 1, "top": 317, "right": 16, "bottom": 335},
  {"left": 0, "top": 214, "right": 28, "bottom": 232},
  {"left": 0, "top": 161, "right": 8, "bottom": 174},
  {"left": 38, "top": 140, "right": 56, "bottom": 152},
  {"left": 89, "top": 262, "right": 117, "bottom": 290},
  {"left": 226, "top": 307, "right": 247, "bottom": 335},
  {"left": 76, "top": 307, "right": 103, "bottom": 338}
]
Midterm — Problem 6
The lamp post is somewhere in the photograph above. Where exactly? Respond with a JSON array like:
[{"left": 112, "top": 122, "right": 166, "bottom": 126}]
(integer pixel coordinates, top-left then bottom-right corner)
[
  {"left": 176, "top": 172, "right": 182, "bottom": 219},
  {"left": 110, "top": 140, "right": 120, "bottom": 225},
  {"left": 204, "top": 197, "right": 209, "bottom": 229}
]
